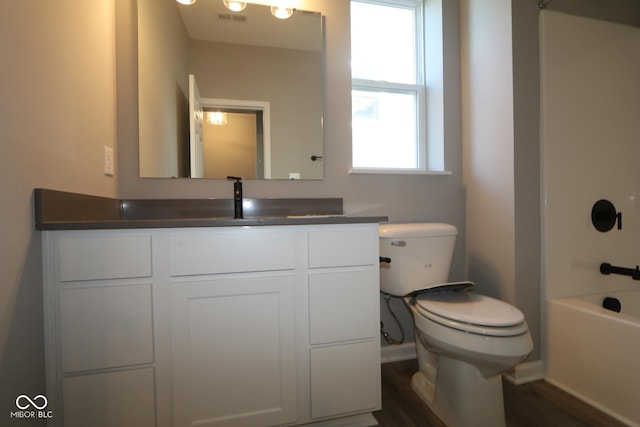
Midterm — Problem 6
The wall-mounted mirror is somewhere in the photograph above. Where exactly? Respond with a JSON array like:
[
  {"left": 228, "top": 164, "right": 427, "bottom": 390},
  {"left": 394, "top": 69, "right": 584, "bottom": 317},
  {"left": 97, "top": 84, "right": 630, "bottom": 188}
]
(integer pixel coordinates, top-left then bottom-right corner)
[{"left": 138, "top": 0, "right": 324, "bottom": 180}]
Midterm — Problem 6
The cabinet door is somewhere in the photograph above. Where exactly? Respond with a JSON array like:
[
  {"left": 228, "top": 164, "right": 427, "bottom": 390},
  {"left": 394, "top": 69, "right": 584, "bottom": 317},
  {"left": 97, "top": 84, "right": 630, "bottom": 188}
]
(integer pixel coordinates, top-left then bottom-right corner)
[
  {"left": 59, "top": 284, "right": 154, "bottom": 372},
  {"left": 310, "top": 341, "right": 381, "bottom": 419},
  {"left": 62, "top": 368, "right": 155, "bottom": 427},
  {"left": 309, "top": 270, "right": 379, "bottom": 345},
  {"left": 171, "top": 274, "right": 297, "bottom": 427}
]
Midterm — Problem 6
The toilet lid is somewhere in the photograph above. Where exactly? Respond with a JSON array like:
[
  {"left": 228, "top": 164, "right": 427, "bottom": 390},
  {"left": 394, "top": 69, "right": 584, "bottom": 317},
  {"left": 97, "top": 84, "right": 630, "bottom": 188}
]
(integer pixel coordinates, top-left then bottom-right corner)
[{"left": 415, "top": 291, "right": 525, "bottom": 328}]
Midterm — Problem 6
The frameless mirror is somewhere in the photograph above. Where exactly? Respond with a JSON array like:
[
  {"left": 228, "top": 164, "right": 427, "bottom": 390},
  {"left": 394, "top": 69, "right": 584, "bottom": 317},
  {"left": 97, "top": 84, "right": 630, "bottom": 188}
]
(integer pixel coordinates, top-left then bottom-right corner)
[{"left": 138, "top": 0, "right": 324, "bottom": 180}]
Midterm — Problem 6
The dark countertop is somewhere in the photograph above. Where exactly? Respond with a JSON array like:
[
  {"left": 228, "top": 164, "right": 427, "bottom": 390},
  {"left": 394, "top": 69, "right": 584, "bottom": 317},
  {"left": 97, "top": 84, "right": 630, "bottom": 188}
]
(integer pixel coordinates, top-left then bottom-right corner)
[
  {"left": 34, "top": 189, "right": 388, "bottom": 230},
  {"left": 35, "top": 216, "right": 389, "bottom": 230}
]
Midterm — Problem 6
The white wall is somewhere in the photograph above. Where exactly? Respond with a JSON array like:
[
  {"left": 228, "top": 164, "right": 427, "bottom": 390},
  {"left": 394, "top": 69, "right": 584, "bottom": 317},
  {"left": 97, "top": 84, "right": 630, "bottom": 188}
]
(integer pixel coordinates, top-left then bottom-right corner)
[
  {"left": 0, "top": 0, "right": 118, "bottom": 423},
  {"left": 541, "top": 11, "right": 640, "bottom": 300}
]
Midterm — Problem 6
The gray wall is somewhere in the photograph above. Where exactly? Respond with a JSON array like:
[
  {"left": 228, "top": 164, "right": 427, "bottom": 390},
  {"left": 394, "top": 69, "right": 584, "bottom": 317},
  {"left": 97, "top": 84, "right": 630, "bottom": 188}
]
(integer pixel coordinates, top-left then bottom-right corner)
[
  {"left": 189, "top": 40, "right": 324, "bottom": 180},
  {"left": 138, "top": 0, "right": 190, "bottom": 178},
  {"left": 116, "top": 0, "right": 466, "bottom": 348},
  {"left": 2, "top": 2, "right": 639, "bottom": 424},
  {"left": 0, "top": 1, "right": 119, "bottom": 423},
  {"left": 462, "top": 0, "right": 640, "bottom": 368},
  {"left": 546, "top": 0, "right": 640, "bottom": 27}
]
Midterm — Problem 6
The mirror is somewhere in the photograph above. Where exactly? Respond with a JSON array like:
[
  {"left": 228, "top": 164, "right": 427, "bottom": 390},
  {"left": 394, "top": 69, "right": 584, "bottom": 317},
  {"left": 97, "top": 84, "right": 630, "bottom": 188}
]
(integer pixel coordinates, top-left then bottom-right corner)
[{"left": 137, "top": 0, "right": 324, "bottom": 180}]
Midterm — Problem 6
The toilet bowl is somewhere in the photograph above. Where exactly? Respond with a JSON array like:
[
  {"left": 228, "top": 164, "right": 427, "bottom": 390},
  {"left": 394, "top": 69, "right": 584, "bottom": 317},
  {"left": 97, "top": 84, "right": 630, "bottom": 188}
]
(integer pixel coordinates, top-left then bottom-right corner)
[
  {"left": 379, "top": 223, "right": 533, "bottom": 427},
  {"left": 410, "top": 291, "right": 532, "bottom": 377},
  {"left": 407, "top": 291, "right": 532, "bottom": 427}
]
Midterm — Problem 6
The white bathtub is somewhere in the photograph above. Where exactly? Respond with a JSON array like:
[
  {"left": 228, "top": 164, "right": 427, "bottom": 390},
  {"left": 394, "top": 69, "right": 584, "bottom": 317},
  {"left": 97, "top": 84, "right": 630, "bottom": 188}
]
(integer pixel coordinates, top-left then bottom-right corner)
[{"left": 547, "top": 291, "right": 640, "bottom": 426}]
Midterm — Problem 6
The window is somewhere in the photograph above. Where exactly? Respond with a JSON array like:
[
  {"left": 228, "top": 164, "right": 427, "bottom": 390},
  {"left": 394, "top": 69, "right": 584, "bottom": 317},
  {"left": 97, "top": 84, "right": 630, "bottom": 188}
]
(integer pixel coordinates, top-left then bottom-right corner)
[{"left": 351, "top": 0, "right": 441, "bottom": 173}]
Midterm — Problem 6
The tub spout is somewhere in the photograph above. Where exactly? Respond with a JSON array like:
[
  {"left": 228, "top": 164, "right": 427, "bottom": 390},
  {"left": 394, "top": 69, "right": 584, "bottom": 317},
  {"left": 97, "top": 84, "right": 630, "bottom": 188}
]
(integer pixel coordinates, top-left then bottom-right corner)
[{"left": 600, "top": 262, "right": 640, "bottom": 280}]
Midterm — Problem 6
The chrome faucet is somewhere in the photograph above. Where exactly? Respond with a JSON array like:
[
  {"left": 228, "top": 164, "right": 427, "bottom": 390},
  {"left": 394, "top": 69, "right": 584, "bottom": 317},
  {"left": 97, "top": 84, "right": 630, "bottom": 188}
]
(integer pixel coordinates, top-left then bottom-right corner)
[{"left": 227, "top": 176, "right": 243, "bottom": 219}]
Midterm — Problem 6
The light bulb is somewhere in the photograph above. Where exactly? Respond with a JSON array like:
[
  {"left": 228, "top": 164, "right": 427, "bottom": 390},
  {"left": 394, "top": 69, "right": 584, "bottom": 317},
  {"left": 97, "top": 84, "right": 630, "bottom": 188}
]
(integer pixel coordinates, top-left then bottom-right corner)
[
  {"left": 176, "top": 0, "right": 196, "bottom": 5},
  {"left": 207, "top": 112, "right": 228, "bottom": 126},
  {"left": 271, "top": 6, "right": 294, "bottom": 19},
  {"left": 223, "top": 1, "right": 247, "bottom": 12}
]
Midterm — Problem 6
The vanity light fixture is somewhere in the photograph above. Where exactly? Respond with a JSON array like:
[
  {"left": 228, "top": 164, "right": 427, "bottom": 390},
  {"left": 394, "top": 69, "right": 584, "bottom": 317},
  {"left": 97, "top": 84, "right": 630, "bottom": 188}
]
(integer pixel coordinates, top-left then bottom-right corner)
[
  {"left": 176, "top": 0, "right": 196, "bottom": 5},
  {"left": 271, "top": 5, "right": 294, "bottom": 19},
  {"left": 207, "top": 112, "right": 228, "bottom": 126},
  {"left": 223, "top": 0, "right": 247, "bottom": 12}
]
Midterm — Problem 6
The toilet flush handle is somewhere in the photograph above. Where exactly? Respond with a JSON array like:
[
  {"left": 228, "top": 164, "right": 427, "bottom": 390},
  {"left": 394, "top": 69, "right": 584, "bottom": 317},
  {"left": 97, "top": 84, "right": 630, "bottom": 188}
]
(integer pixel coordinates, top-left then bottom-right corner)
[{"left": 391, "top": 240, "right": 406, "bottom": 247}]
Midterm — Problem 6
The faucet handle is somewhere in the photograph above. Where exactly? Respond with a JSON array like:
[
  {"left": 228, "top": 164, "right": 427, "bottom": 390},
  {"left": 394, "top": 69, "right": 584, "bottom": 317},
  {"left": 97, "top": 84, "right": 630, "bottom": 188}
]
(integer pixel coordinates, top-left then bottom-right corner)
[{"left": 227, "top": 176, "right": 242, "bottom": 182}]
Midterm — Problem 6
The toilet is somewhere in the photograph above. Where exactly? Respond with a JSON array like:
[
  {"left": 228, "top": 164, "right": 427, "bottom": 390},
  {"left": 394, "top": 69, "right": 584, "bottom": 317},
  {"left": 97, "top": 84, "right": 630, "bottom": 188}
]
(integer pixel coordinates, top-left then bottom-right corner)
[{"left": 379, "top": 223, "right": 532, "bottom": 427}]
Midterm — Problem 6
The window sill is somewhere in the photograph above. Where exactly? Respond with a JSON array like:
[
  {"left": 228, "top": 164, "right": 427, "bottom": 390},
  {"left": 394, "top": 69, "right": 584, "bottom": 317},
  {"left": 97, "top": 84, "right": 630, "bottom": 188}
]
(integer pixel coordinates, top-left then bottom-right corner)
[{"left": 349, "top": 168, "right": 452, "bottom": 176}]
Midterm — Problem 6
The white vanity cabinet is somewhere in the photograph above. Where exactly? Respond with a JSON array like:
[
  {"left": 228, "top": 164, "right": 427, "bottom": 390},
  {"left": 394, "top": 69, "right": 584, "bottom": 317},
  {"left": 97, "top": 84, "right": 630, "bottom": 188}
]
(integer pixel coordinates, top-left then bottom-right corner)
[
  {"left": 42, "top": 231, "right": 157, "bottom": 427},
  {"left": 307, "top": 229, "right": 381, "bottom": 420},
  {"left": 168, "top": 229, "right": 298, "bottom": 427},
  {"left": 42, "top": 223, "right": 381, "bottom": 427}
]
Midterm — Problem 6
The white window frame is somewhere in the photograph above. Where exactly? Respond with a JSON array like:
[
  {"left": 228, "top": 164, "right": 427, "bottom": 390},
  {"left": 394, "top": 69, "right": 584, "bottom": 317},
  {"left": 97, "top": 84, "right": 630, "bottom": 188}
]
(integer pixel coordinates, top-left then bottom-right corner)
[{"left": 350, "top": 0, "right": 449, "bottom": 175}]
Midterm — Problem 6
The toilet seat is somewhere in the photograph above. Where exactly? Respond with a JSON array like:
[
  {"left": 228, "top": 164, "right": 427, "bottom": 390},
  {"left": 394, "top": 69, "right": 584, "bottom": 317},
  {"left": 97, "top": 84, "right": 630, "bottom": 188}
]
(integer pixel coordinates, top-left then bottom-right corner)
[{"left": 413, "top": 291, "right": 528, "bottom": 337}]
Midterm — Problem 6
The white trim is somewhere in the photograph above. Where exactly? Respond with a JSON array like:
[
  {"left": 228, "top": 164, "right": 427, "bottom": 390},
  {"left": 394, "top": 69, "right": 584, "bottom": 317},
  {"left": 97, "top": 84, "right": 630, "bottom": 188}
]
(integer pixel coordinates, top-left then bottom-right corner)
[
  {"left": 349, "top": 168, "right": 451, "bottom": 176},
  {"left": 380, "top": 342, "right": 416, "bottom": 363},
  {"left": 545, "top": 377, "right": 637, "bottom": 427},
  {"left": 188, "top": 75, "right": 204, "bottom": 178},
  {"left": 350, "top": 0, "right": 446, "bottom": 173},
  {"left": 42, "top": 231, "right": 64, "bottom": 425},
  {"left": 382, "top": 344, "right": 545, "bottom": 385},
  {"left": 200, "top": 97, "right": 272, "bottom": 179},
  {"left": 503, "top": 360, "right": 545, "bottom": 385},
  {"left": 303, "top": 413, "right": 378, "bottom": 426},
  {"left": 424, "top": 0, "right": 445, "bottom": 171}
]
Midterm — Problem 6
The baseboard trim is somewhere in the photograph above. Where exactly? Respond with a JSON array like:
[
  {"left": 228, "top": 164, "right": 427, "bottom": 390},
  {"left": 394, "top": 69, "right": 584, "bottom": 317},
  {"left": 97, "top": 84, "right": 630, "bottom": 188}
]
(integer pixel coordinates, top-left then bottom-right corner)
[
  {"left": 381, "top": 344, "right": 545, "bottom": 385},
  {"left": 380, "top": 342, "right": 416, "bottom": 364},
  {"left": 503, "top": 360, "right": 545, "bottom": 385},
  {"left": 545, "top": 377, "right": 637, "bottom": 427},
  {"left": 301, "top": 412, "right": 378, "bottom": 426}
]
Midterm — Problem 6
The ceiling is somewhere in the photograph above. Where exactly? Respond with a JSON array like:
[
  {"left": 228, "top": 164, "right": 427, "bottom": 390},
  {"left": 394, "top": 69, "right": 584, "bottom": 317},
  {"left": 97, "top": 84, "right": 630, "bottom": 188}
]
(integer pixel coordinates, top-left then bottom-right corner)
[{"left": 177, "top": 1, "right": 322, "bottom": 51}]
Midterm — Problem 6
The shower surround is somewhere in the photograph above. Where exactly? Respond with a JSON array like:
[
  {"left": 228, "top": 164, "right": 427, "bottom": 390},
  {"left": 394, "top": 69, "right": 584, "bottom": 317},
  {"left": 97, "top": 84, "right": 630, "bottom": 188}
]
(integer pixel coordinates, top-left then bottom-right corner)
[{"left": 540, "top": 10, "right": 640, "bottom": 426}]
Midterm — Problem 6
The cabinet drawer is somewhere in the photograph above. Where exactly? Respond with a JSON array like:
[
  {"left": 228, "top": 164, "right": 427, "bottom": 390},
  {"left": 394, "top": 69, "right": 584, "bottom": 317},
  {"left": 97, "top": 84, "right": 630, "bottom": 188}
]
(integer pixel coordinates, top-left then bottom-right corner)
[
  {"left": 308, "top": 228, "right": 378, "bottom": 268},
  {"left": 310, "top": 341, "right": 381, "bottom": 419},
  {"left": 63, "top": 368, "right": 155, "bottom": 427},
  {"left": 169, "top": 231, "right": 294, "bottom": 276},
  {"left": 60, "top": 284, "right": 154, "bottom": 372},
  {"left": 57, "top": 235, "right": 152, "bottom": 282},
  {"left": 309, "top": 270, "right": 378, "bottom": 344}
]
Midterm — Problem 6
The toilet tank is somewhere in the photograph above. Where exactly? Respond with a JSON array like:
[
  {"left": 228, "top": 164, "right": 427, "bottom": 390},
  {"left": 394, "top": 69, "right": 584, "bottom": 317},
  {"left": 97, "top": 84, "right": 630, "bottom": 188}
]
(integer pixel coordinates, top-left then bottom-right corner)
[{"left": 379, "top": 223, "right": 458, "bottom": 296}]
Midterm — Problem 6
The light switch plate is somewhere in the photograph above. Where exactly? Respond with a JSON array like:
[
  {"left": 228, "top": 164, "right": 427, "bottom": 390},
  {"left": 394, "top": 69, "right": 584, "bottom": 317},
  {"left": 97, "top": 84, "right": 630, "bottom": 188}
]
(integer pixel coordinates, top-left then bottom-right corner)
[{"left": 104, "top": 146, "right": 114, "bottom": 177}]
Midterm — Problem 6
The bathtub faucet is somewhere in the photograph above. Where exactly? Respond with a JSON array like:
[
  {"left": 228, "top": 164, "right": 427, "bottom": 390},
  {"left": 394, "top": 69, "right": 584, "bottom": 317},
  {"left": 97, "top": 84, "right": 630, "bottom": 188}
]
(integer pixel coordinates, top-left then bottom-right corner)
[{"left": 600, "top": 262, "right": 640, "bottom": 280}]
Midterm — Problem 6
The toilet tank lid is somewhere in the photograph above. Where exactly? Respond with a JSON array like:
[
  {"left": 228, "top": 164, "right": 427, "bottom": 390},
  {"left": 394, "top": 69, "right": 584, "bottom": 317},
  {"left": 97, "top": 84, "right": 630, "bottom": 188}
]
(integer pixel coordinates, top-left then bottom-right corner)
[{"left": 379, "top": 223, "right": 458, "bottom": 238}]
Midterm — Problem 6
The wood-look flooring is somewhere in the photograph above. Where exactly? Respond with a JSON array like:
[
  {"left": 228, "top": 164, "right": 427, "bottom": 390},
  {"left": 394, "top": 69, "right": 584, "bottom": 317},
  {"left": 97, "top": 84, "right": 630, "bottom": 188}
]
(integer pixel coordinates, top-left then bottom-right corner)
[{"left": 373, "top": 359, "right": 628, "bottom": 427}]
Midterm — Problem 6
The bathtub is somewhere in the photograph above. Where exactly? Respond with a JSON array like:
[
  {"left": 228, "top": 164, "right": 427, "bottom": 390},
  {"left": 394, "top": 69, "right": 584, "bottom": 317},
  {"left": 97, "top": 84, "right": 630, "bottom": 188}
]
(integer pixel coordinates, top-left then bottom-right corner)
[{"left": 547, "top": 291, "right": 640, "bottom": 426}]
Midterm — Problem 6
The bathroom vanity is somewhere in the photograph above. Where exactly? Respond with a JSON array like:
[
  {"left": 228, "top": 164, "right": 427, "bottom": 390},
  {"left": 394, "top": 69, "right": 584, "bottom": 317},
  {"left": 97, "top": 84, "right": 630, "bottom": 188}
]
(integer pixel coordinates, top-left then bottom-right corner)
[{"left": 36, "top": 190, "right": 386, "bottom": 427}]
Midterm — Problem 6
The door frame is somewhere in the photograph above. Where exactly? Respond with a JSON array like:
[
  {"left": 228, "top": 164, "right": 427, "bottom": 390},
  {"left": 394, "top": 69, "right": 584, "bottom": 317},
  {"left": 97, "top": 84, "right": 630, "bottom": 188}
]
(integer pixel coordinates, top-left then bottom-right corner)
[{"left": 201, "top": 98, "right": 272, "bottom": 179}]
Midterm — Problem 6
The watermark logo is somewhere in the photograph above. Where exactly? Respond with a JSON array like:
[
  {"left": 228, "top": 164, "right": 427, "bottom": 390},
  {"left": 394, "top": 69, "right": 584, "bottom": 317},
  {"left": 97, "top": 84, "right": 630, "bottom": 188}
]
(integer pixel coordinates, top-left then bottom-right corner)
[
  {"left": 16, "top": 395, "right": 47, "bottom": 410},
  {"left": 10, "top": 395, "right": 53, "bottom": 419}
]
